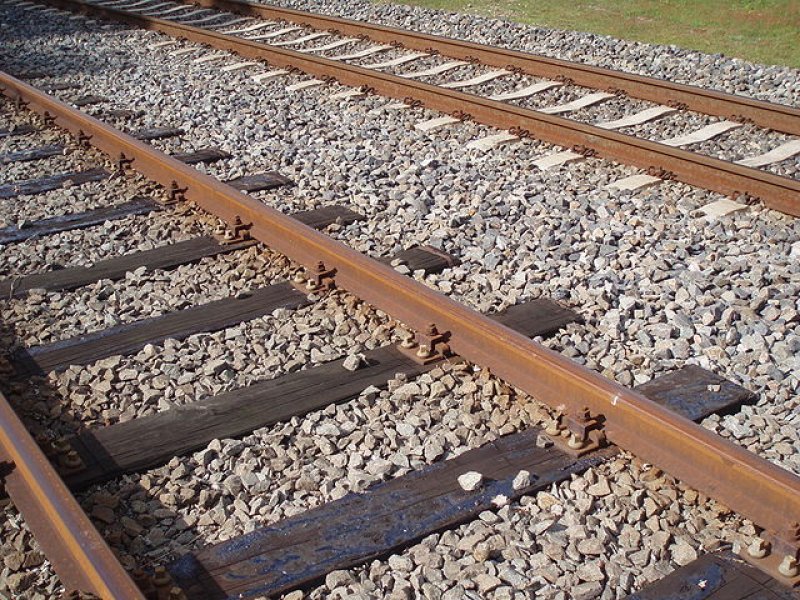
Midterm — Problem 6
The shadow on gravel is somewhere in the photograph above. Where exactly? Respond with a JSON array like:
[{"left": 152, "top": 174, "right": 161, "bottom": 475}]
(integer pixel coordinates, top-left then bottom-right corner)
[{"left": 0, "top": 311, "right": 222, "bottom": 597}]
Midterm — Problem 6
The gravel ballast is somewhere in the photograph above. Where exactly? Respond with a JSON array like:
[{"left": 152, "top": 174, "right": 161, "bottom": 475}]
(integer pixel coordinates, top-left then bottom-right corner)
[{"left": 0, "top": 2, "right": 798, "bottom": 599}]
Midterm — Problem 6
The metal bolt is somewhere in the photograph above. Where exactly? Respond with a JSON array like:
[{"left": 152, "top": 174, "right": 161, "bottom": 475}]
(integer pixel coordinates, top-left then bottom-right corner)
[
  {"left": 425, "top": 323, "right": 438, "bottom": 337},
  {"left": 416, "top": 344, "right": 431, "bottom": 359},
  {"left": 293, "top": 271, "right": 306, "bottom": 284},
  {"left": 747, "top": 537, "right": 770, "bottom": 559},
  {"left": 778, "top": 555, "right": 799, "bottom": 578},
  {"left": 567, "top": 432, "right": 585, "bottom": 450},
  {"left": 63, "top": 450, "right": 82, "bottom": 470},
  {"left": 305, "top": 278, "right": 319, "bottom": 291},
  {"left": 53, "top": 438, "right": 71, "bottom": 455},
  {"left": 153, "top": 566, "right": 172, "bottom": 589},
  {"left": 544, "top": 419, "right": 562, "bottom": 436},
  {"left": 400, "top": 333, "right": 416, "bottom": 349},
  {"left": 168, "top": 587, "right": 186, "bottom": 600}
]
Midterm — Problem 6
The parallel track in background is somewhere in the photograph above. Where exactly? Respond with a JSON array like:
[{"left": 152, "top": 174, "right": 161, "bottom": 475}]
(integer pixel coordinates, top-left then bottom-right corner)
[
  {"left": 181, "top": 0, "right": 800, "bottom": 137},
  {"left": 26, "top": 0, "right": 800, "bottom": 217}
]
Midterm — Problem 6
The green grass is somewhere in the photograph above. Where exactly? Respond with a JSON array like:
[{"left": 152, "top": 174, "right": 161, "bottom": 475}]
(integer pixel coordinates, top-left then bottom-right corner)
[{"left": 377, "top": 0, "right": 800, "bottom": 68}]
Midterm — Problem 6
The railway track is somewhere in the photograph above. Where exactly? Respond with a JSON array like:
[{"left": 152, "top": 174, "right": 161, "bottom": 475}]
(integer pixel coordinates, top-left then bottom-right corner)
[
  {"left": 0, "top": 3, "right": 799, "bottom": 599},
  {"left": 11, "top": 0, "right": 800, "bottom": 217}
]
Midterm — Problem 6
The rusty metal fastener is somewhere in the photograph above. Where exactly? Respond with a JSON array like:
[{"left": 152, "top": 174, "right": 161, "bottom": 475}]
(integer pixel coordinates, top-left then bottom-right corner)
[
  {"left": 61, "top": 450, "right": 83, "bottom": 471},
  {"left": 571, "top": 145, "right": 597, "bottom": 158},
  {"left": 778, "top": 555, "right": 799, "bottom": 577},
  {"left": 400, "top": 331, "right": 417, "bottom": 349},
  {"left": 552, "top": 407, "right": 606, "bottom": 455},
  {"left": 116, "top": 152, "right": 134, "bottom": 174},
  {"left": 305, "top": 261, "right": 335, "bottom": 291},
  {"left": 417, "top": 323, "right": 448, "bottom": 356},
  {"left": 748, "top": 537, "right": 771, "bottom": 559},
  {"left": 646, "top": 166, "right": 676, "bottom": 181},
  {"left": 544, "top": 417, "right": 563, "bottom": 436},
  {"left": 76, "top": 130, "right": 92, "bottom": 147},
  {"left": 167, "top": 181, "right": 188, "bottom": 204},
  {"left": 231, "top": 215, "right": 252, "bottom": 240},
  {"left": 169, "top": 587, "right": 187, "bottom": 600},
  {"left": 508, "top": 126, "right": 530, "bottom": 138},
  {"left": 732, "top": 114, "right": 755, "bottom": 126},
  {"left": 53, "top": 438, "right": 71, "bottom": 456},
  {"left": 43, "top": 111, "right": 56, "bottom": 126},
  {"left": 567, "top": 432, "right": 585, "bottom": 450},
  {"left": 153, "top": 566, "right": 171, "bottom": 589}
]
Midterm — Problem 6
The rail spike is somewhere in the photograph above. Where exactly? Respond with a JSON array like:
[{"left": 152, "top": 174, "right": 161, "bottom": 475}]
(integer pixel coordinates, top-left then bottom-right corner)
[
  {"left": 397, "top": 322, "right": 452, "bottom": 365},
  {"left": 742, "top": 522, "right": 800, "bottom": 584},
  {"left": 301, "top": 260, "right": 336, "bottom": 293},
  {"left": 543, "top": 406, "right": 606, "bottom": 457}
]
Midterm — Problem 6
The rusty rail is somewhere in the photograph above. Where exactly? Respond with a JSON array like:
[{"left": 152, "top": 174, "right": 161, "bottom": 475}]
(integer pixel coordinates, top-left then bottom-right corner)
[
  {"left": 25, "top": 0, "right": 800, "bottom": 217},
  {"left": 181, "top": 0, "right": 800, "bottom": 137},
  {"left": 0, "top": 390, "right": 144, "bottom": 599},
  {"left": 2, "top": 71, "right": 799, "bottom": 557}
]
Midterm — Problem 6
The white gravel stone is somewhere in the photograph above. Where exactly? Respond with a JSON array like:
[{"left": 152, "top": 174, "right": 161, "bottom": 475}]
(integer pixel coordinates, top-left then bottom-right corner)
[
  {"left": 511, "top": 469, "right": 531, "bottom": 490},
  {"left": 457, "top": 471, "right": 483, "bottom": 492}
]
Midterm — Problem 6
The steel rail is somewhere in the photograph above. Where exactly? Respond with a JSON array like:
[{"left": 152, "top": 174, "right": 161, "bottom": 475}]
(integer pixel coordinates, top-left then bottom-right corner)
[
  {"left": 178, "top": 0, "right": 800, "bottom": 137},
  {"left": 0, "top": 390, "right": 144, "bottom": 599},
  {"left": 27, "top": 0, "right": 800, "bottom": 217},
  {"left": 3, "top": 73, "right": 799, "bottom": 550}
]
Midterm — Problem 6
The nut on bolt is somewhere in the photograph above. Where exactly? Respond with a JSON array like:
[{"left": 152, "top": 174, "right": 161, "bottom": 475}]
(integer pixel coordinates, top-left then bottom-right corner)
[
  {"left": 747, "top": 537, "right": 770, "bottom": 559},
  {"left": 153, "top": 566, "right": 172, "bottom": 589},
  {"left": 399, "top": 331, "right": 416, "bottom": 349},
  {"left": 169, "top": 587, "right": 187, "bottom": 600},
  {"left": 544, "top": 418, "right": 563, "bottom": 436},
  {"left": 778, "top": 554, "right": 799, "bottom": 578},
  {"left": 567, "top": 432, "right": 586, "bottom": 450},
  {"left": 62, "top": 450, "right": 83, "bottom": 470},
  {"left": 416, "top": 343, "right": 432, "bottom": 359}
]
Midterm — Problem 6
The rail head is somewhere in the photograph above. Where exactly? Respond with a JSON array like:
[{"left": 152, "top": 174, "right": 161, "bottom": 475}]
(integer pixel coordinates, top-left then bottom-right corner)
[{"left": 2, "top": 71, "right": 799, "bottom": 550}]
